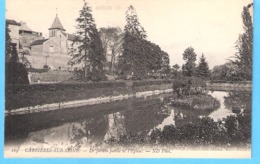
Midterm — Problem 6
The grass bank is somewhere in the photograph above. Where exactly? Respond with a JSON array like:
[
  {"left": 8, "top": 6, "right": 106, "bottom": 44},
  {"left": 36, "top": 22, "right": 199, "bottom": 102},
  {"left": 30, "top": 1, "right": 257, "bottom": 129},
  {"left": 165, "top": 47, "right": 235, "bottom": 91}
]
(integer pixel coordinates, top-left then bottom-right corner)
[{"left": 5, "top": 80, "right": 173, "bottom": 110}]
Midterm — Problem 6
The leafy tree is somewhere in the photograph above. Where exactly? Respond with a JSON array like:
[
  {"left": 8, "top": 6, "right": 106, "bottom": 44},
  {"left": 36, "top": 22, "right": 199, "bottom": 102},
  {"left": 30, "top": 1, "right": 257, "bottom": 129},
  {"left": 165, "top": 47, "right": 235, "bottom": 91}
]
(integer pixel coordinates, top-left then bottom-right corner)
[
  {"left": 210, "top": 62, "right": 242, "bottom": 81},
  {"left": 69, "top": 1, "right": 105, "bottom": 81},
  {"left": 5, "top": 23, "right": 29, "bottom": 85},
  {"left": 170, "top": 64, "right": 181, "bottom": 78},
  {"left": 182, "top": 47, "right": 197, "bottom": 76},
  {"left": 160, "top": 51, "right": 171, "bottom": 76},
  {"left": 196, "top": 54, "right": 210, "bottom": 79},
  {"left": 233, "top": 4, "right": 253, "bottom": 80}
]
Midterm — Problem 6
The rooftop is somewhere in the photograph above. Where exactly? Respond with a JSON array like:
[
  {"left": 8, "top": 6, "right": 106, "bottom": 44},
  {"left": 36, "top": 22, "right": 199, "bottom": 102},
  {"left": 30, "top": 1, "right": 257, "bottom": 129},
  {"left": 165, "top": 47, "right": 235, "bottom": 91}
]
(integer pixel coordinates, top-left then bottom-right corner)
[
  {"left": 49, "top": 15, "right": 65, "bottom": 31},
  {"left": 6, "top": 19, "right": 21, "bottom": 26},
  {"left": 20, "top": 22, "right": 32, "bottom": 32},
  {"left": 30, "top": 39, "right": 48, "bottom": 46}
]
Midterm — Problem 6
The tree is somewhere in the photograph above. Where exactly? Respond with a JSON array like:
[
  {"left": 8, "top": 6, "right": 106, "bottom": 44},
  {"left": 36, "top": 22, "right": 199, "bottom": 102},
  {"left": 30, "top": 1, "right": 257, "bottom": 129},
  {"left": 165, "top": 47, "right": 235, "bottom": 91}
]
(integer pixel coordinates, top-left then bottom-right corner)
[
  {"left": 5, "top": 24, "right": 29, "bottom": 85},
  {"left": 182, "top": 46, "right": 197, "bottom": 76},
  {"left": 233, "top": 4, "right": 253, "bottom": 80},
  {"left": 119, "top": 5, "right": 170, "bottom": 79},
  {"left": 196, "top": 54, "right": 210, "bottom": 79},
  {"left": 119, "top": 5, "right": 148, "bottom": 79},
  {"left": 99, "top": 27, "right": 124, "bottom": 75},
  {"left": 210, "top": 62, "right": 241, "bottom": 81},
  {"left": 5, "top": 24, "right": 18, "bottom": 62},
  {"left": 124, "top": 5, "right": 147, "bottom": 39},
  {"left": 170, "top": 64, "right": 181, "bottom": 78},
  {"left": 160, "top": 51, "right": 170, "bottom": 76},
  {"left": 69, "top": 1, "right": 105, "bottom": 81}
]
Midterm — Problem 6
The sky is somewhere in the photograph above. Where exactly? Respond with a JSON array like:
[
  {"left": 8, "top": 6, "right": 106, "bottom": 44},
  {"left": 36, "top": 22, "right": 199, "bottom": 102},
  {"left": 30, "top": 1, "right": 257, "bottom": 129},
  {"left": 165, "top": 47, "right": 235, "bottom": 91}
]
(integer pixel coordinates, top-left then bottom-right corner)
[{"left": 6, "top": 0, "right": 253, "bottom": 69}]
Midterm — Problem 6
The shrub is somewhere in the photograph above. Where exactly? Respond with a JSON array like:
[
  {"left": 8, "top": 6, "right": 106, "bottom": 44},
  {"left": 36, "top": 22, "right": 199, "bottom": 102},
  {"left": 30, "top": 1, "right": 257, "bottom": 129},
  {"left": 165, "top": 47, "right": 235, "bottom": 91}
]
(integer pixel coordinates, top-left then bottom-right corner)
[
  {"left": 172, "top": 76, "right": 206, "bottom": 98},
  {"left": 5, "top": 62, "right": 29, "bottom": 85}
]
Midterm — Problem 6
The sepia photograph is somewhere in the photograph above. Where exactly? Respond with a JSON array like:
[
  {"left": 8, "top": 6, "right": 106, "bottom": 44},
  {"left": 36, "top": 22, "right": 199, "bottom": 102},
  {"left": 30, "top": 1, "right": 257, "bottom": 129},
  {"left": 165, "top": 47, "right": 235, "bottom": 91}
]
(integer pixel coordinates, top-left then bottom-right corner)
[{"left": 4, "top": 0, "right": 253, "bottom": 158}]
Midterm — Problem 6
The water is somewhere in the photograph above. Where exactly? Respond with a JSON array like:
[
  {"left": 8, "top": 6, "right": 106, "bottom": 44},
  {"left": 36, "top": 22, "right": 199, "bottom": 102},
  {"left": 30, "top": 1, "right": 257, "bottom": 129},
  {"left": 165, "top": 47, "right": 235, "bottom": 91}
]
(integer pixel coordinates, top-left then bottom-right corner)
[{"left": 5, "top": 90, "right": 251, "bottom": 149}]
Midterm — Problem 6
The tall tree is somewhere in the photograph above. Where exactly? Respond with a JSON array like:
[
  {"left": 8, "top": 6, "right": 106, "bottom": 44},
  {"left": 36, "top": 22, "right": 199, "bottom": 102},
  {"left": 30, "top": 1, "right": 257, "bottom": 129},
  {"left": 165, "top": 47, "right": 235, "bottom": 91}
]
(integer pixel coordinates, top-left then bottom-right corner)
[
  {"left": 69, "top": 1, "right": 105, "bottom": 81},
  {"left": 182, "top": 46, "right": 197, "bottom": 76},
  {"left": 124, "top": 5, "right": 147, "bottom": 39},
  {"left": 196, "top": 54, "right": 210, "bottom": 79},
  {"left": 119, "top": 5, "right": 170, "bottom": 79},
  {"left": 233, "top": 3, "right": 253, "bottom": 80},
  {"left": 119, "top": 5, "right": 148, "bottom": 79}
]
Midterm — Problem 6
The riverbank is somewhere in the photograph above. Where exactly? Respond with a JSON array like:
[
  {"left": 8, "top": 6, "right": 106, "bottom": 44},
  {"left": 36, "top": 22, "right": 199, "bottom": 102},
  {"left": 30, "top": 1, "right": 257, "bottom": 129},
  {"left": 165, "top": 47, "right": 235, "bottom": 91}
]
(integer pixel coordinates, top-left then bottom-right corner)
[
  {"left": 5, "top": 80, "right": 173, "bottom": 112},
  {"left": 5, "top": 80, "right": 251, "bottom": 111}
]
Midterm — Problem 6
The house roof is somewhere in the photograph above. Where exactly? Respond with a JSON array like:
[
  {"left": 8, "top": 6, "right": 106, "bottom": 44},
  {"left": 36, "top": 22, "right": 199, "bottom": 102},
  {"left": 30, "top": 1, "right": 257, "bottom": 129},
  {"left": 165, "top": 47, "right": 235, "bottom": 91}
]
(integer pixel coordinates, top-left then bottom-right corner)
[
  {"left": 49, "top": 15, "right": 65, "bottom": 31},
  {"left": 6, "top": 19, "right": 21, "bottom": 26},
  {"left": 20, "top": 22, "right": 32, "bottom": 32},
  {"left": 30, "top": 39, "right": 48, "bottom": 46}
]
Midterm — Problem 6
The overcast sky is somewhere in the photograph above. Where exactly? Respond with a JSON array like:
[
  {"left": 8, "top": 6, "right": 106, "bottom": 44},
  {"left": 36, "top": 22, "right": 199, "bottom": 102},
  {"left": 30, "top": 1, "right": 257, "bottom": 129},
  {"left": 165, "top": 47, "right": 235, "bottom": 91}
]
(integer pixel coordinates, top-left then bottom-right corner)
[{"left": 6, "top": 0, "right": 253, "bottom": 68}]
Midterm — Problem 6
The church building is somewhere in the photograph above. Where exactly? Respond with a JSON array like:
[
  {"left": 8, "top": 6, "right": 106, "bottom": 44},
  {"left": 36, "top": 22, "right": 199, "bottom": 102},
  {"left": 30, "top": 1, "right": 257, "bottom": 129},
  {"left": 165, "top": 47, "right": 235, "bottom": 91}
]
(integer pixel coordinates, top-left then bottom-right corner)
[{"left": 29, "top": 15, "right": 75, "bottom": 70}]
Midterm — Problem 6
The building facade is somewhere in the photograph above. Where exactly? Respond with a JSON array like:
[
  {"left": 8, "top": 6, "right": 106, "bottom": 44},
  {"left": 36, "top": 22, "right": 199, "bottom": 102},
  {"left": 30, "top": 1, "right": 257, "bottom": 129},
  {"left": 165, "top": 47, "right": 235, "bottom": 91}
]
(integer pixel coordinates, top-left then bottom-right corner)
[{"left": 29, "top": 15, "right": 75, "bottom": 70}]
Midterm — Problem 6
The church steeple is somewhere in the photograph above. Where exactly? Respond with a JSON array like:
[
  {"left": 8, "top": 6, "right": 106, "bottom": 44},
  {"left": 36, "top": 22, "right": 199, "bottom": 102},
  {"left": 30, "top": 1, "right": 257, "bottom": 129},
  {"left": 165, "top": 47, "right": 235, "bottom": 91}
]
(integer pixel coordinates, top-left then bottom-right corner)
[
  {"left": 49, "top": 14, "right": 65, "bottom": 37},
  {"left": 49, "top": 14, "right": 65, "bottom": 31}
]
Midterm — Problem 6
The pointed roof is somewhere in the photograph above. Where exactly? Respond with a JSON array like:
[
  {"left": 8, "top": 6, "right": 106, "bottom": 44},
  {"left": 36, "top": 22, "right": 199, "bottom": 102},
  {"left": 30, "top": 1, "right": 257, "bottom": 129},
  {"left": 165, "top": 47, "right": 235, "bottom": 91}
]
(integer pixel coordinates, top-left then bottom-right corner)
[{"left": 49, "top": 15, "right": 65, "bottom": 31}]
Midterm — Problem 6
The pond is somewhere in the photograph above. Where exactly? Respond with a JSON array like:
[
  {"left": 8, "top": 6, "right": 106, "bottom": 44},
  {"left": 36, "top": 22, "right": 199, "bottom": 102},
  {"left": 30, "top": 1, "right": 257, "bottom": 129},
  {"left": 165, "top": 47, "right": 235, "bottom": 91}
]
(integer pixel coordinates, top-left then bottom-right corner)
[{"left": 5, "top": 90, "right": 251, "bottom": 149}]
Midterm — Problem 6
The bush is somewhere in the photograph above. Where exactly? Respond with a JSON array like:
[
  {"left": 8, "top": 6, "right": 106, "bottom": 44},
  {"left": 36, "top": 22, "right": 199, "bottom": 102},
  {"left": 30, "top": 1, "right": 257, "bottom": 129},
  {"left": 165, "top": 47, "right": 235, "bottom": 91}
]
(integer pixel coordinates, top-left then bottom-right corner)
[
  {"left": 172, "top": 76, "right": 206, "bottom": 98},
  {"left": 5, "top": 62, "right": 29, "bottom": 85},
  {"left": 151, "top": 114, "right": 250, "bottom": 147}
]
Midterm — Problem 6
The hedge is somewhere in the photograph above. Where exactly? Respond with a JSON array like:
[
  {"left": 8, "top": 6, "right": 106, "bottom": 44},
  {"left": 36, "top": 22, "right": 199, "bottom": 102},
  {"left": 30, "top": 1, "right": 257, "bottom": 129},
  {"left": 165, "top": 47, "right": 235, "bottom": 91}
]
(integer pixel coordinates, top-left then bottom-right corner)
[
  {"left": 6, "top": 81, "right": 127, "bottom": 94},
  {"left": 132, "top": 79, "right": 174, "bottom": 87}
]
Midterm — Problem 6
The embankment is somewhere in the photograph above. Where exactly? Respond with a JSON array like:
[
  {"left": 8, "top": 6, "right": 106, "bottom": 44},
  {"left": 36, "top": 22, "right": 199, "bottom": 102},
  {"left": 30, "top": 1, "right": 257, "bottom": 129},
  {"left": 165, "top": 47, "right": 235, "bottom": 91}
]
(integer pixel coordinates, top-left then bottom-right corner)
[{"left": 5, "top": 80, "right": 174, "bottom": 115}]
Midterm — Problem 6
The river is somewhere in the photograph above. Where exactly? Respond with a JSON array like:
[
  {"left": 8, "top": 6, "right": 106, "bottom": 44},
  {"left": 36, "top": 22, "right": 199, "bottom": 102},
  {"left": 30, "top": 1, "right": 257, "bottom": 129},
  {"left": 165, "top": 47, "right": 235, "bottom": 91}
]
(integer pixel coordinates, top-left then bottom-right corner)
[{"left": 5, "top": 90, "right": 251, "bottom": 149}]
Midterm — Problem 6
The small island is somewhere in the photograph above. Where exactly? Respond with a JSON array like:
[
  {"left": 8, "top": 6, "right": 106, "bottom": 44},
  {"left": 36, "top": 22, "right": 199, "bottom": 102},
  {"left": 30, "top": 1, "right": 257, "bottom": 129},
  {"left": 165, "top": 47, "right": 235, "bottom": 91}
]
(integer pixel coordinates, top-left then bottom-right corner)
[{"left": 171, "top": 77, "right": 220, "bottom": 110}]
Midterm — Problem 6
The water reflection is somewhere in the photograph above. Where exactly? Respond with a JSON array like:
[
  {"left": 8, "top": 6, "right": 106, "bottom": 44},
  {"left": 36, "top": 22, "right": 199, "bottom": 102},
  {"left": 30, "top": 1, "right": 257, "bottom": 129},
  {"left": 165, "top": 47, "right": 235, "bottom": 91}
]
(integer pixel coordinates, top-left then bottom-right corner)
[{"left": 5, "top": 90, "right": 251, "bottom": 148}]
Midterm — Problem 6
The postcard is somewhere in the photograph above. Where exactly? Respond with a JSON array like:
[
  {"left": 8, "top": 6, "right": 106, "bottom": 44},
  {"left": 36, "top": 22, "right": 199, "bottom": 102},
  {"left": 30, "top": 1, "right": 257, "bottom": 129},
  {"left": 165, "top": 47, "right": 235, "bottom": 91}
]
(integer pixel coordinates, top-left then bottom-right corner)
[{"left": 4, "top": 0, "right": 253, "bottom": 158}]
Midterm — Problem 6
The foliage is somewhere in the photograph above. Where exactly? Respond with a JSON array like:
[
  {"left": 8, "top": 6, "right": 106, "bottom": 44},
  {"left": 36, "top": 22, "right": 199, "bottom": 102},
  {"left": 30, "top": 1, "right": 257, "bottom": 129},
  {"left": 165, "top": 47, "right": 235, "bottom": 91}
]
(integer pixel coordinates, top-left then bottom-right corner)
[
  {"left": 69, "top": 1, "right": 105, "bottom": 82},
  {"left": 124, "top": 5, "right": 147, "bottom": 39},
  {"left": 182, "top": 47, "right": 197, "bottom": 77},
  {"left": 170, "top": 64, "right": 181, "bottom": 78},
  {"left": 210, "top": 62, "right": 243, "bottom": 81},
  {"left": 119, "top": 5, "right": 170, "bottom": 80},
  {"left": 172, "top": 76, "right": 206, "bottom": 98},
  {"left": 5, "top": 62, "right": 29, "bottom": 85},
  {"left": 132, "top": 79, "right": 173, "bottom": 87},
  {"left": 196, "top": 54, "right": 210, "bottom": 79},
  {"left": 232, "top": 4, "right": 253, "bottom": 80},
  {"left": 19, "top": 49, "right": 31, "bottom": 68},
  {"left": 224, "top": 91, "right": 251, "bottom": 113},
  {"left": 106, "top": 114, "right": 251, "bottom": 147},
  {"left": 5, "top": 24, "right": 18, "bottom": 62}
]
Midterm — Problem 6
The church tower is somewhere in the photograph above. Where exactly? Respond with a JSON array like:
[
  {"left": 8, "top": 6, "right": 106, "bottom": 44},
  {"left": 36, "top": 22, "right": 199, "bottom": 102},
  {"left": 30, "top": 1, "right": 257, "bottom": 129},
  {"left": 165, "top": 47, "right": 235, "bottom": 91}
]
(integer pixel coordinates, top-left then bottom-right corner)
[{"left": 48, "top": 14, "right": 66, "bottom": 37}]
